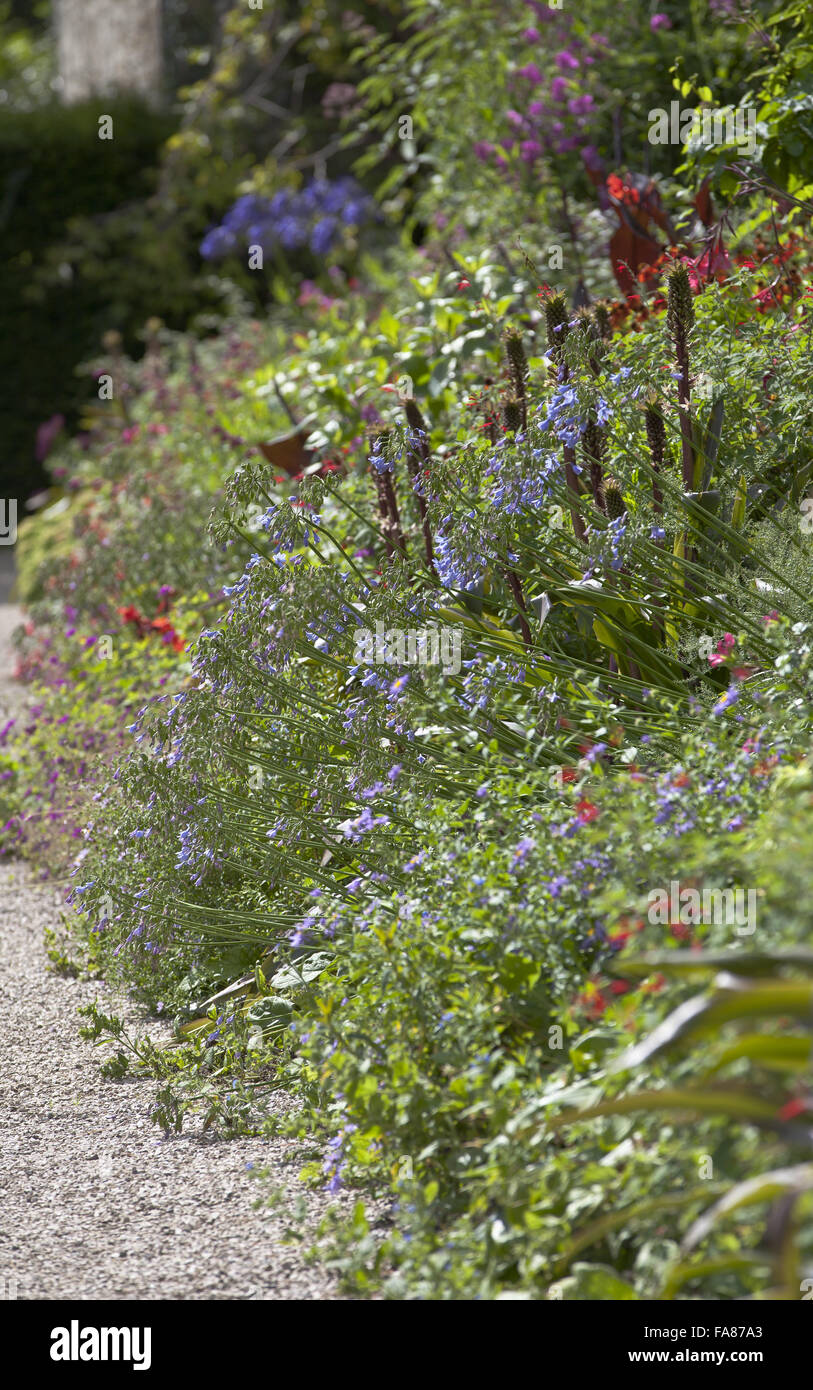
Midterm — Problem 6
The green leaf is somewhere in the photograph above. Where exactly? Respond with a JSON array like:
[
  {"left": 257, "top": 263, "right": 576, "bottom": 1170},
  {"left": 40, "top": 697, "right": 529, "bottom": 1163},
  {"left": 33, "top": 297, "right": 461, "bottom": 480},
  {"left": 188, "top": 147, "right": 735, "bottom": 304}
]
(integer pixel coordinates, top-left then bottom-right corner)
[
  {"left": 551, "top": 1087, "right": 783, "bottom": 1130},
  {"left": 706, "top": 1034, "right": 812, "bottom": 1074},
  {"left": 548, "top": 1263, "right": 639, "bottom": 1301},
  {"left": 683, "top": 1165, "right": 813, "bottom": 1251}
]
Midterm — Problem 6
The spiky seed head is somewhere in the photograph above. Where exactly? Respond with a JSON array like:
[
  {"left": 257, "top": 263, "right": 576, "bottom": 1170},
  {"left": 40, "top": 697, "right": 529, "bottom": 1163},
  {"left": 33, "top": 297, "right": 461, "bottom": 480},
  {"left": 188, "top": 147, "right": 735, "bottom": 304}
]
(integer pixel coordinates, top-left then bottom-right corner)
[
  {"left": 645, "top": 404, "right": 666, "bottom": 464},
  {"left": 666, "top": 263, "right": 695, "bottom": 337},
  {"left": 582, "top": 420, "right": 605, "bottom": 462},
  {"left": 574, "top": 306, "right": 596, "bottom": 336},
  {"left": 502, "top": 398, "right": 523, "bottom": 433},
  {"left": 603, "top": 476, "right": 627, "bottom": 520},
  {"left": 404, "top": 399, "right": 428, "bottom": 435},
  {"left": 544, "top": 293, "right": 569, "bottom": 353},
  {"left": 593, "top": 302, "right": 612, "bottom": 341},
  {"left": 502, "top": 325, "right": 529, "bottom": 393}
]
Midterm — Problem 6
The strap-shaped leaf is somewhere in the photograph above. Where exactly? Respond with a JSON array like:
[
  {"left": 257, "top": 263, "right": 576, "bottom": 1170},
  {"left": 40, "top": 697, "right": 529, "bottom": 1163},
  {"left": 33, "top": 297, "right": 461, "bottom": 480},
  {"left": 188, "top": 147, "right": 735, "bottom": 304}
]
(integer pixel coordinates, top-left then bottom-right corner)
[{"left": 682, "top": 1165, "right": 813, "bottom": 1252}]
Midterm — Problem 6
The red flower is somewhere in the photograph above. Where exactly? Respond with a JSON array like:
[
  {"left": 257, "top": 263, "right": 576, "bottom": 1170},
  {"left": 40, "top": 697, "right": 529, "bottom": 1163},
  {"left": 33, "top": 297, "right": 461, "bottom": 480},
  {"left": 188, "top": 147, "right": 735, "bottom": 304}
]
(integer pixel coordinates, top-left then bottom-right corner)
[
  {"left": 575, "top": 798, "right": 599, "bottom": 825},
  {"left": 642, "top": 973, "right": 667, "bottom": 994},
  {"left": 118, "top": 605, "right": 144, "bottom": 626},
  {"left": 778, "top": 1097, "right": 809, "bottom": 1121}
]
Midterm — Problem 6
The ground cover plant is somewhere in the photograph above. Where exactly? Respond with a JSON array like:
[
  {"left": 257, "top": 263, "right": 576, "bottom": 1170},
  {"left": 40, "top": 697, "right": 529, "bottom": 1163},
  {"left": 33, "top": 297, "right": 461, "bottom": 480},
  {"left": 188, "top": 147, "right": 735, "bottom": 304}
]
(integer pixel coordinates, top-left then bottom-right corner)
[{"left": 7, "top": 0, "right": 813, "bottom": 1304}]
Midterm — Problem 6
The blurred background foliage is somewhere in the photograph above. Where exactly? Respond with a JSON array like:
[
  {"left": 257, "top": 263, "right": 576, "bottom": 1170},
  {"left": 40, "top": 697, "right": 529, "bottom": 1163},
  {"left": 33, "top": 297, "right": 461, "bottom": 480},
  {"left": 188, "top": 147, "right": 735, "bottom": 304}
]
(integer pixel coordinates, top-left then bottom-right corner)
[{"left": 1, "top": 0, "right": 784, "bottom": 503}]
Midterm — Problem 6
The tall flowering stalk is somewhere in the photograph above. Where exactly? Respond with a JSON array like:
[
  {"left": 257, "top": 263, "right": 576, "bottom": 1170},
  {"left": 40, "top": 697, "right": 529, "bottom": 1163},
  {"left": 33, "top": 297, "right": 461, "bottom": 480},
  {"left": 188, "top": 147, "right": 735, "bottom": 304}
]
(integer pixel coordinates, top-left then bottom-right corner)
[
  {"left": 666, "top": 263, "right": 695, "bottom": 491},
  {"left": 502, "top": 325, "right": 529, "bottom": 432},
  {"left": 576, "top": 305, "right": 612, "bottom": 513},
  {"left": 369, "top": 429, "right": 406, "bottom": 560},
  {"left": 544, "top": 292, "right": 587, "bottom": 541},
  {"left": 644, "top": 394, "right": 666, "bottom": 515},
  {"left": 403, "top": 399, "right": 437, "bottom": 577}
]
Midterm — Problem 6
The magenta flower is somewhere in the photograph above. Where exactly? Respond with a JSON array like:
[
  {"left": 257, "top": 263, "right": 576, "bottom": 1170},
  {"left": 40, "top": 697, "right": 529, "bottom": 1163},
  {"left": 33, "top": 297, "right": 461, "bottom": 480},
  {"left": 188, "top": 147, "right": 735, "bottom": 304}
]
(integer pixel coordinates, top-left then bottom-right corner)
[
  {"left": 35, "top": 413, "right": 66, "bottom": 463},
  {"left": 516, "top": 62, "right": 543, "bottom": 84},
  {"left": 555, "top": 50, "right": 580, "bottom": 71},
  {"left": 650, "top": 13, "right": 672, "bottom": 29},
  {"left": 522, "top": 27, "right": 540, "bottom": 42},
  {"left": 524, "top": 0, "right": 556, "bottom": 21},
  {"left": 550, "top": 76, "right": 569, "bottom": 101},
  {"left": 567, "top": 94, "right": 595, "bottom": 115},
  {"left": 708, "top": 633, "right": 736, "bottom": 667}
]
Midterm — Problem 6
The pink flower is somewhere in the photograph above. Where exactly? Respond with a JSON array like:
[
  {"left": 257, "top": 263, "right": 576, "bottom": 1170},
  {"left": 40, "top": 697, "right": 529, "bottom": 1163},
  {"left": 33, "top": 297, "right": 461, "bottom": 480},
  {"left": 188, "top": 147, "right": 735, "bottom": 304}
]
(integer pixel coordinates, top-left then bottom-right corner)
[
  {"left": 708, "top": 633, "right": 736, "bottom": 666},
  {"left": 683, "top": 243, "right": 732, "bottom": 290}
]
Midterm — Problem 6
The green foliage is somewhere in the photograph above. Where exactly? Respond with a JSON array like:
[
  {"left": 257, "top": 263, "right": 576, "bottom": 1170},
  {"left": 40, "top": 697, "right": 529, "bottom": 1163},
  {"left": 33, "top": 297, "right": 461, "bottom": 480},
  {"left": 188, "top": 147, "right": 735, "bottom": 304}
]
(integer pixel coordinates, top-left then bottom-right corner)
[
  {"left": 0, "top": 99, "right": 175, "bottom": 496},
  {"left": 10, "top": 0, "right": 813, "bottom": 1305}
]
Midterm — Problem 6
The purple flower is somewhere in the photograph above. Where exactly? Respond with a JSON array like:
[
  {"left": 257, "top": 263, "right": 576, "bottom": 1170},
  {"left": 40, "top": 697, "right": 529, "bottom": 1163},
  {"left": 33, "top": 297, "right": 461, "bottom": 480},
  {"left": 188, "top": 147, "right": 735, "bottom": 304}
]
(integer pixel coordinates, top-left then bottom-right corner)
[
  {"left": 555, "top": 50, "right": 580, "bottom": 71},
  {"left": 712, "top": 687, "right": 740, "bottom": 716},
  {"left": 650, "top": 13, "right": 673, "bottom": 31},
  {"left": 35, "top": 413, "right": 66, "bottom": 463},
  {"left": 199, "top": 225, "right": 238, "bottom": 261},
  {"left": 511, "top": 836, "right": 535, "bottom": 870},
  {"left": 310, "top": 217, "right": 339, "bottom": 255},
  {"left": 550, "top": 76, "right": 570, "bottom": 101},
  {"left": 224, "top": 194, "right": 271, "bottom": 231},
  {"left": 520, "top": 139, "right": 543, "bottom": 163},
  {"left": 277, "top": 216, "right": 308, "bottom": 250}
]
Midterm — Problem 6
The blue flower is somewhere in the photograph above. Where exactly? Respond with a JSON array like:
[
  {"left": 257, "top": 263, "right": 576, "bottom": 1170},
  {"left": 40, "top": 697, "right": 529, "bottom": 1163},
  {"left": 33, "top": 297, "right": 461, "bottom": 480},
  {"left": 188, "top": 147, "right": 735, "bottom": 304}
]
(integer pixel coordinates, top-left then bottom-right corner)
[
  {"left": 277, "top": 215, "right": 308, "bottom": 250},
  {"left": 712, "top": 687, "right": 740, "bottom": 715},
  {"left": 200, "top": 225, "right": 238, "bottom": 260},
  {"left": 310, "top": 217, "right": 339, "bottom": 255}
]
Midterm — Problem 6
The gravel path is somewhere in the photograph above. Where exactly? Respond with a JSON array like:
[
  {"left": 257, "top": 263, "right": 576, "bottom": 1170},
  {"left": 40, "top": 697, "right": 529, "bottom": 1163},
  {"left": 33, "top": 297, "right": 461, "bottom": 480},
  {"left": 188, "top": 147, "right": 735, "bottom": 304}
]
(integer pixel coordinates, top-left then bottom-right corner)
[{"left": 0, "top": 602, "right": 344, "bottom": 1301}]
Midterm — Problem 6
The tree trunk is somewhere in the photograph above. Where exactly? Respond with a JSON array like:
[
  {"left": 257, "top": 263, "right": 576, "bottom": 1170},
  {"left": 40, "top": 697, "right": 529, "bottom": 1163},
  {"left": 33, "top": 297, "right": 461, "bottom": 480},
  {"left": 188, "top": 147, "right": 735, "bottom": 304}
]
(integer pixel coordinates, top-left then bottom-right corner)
[{"left": 56, "top": 0, "right": 164, "bottom": 105}]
